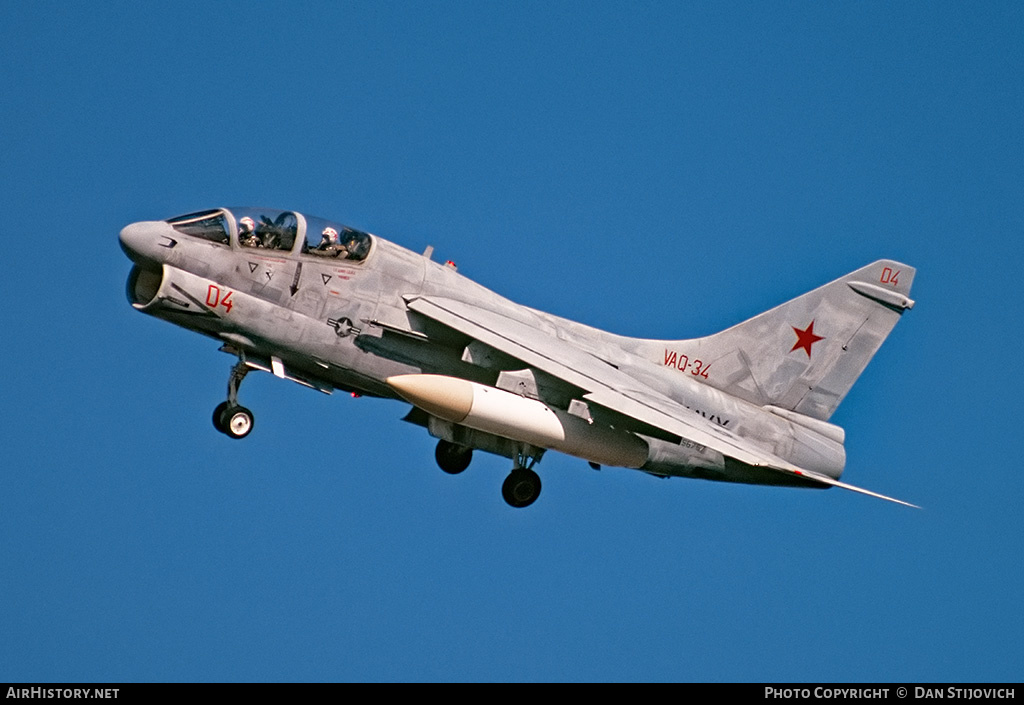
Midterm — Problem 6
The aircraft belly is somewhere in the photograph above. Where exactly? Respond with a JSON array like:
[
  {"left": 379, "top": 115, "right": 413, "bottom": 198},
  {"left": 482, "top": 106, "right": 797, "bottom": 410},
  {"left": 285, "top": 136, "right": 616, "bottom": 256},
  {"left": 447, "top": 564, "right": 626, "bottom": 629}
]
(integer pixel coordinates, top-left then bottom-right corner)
[{"left": 641, "top": 435, "right": 727, "bottom": 477}]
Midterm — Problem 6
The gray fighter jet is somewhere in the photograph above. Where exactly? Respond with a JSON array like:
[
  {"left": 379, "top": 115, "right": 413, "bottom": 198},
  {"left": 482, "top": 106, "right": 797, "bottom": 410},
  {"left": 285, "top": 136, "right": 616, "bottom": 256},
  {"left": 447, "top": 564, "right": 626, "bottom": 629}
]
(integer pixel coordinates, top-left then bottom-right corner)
[{"left": 120, "top": 207, "right": 917, "bottom": 508}]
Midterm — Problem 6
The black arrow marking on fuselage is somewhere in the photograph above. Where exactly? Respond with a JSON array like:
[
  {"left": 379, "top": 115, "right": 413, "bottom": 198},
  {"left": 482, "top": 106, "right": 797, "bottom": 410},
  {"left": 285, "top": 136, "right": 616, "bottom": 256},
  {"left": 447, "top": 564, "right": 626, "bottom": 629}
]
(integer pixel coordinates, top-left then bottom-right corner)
[
  {"left": 248, "top": 262, "right": 258, "bottom": 273},
  {"left": 290, "top": 262, "right": 303, "bottom": 296},
  {"left": 321, "top": 273, "right": 332, "bottom": 285},
  {"left": 265, "top": 270, "right": 273, "bottom": 281}
]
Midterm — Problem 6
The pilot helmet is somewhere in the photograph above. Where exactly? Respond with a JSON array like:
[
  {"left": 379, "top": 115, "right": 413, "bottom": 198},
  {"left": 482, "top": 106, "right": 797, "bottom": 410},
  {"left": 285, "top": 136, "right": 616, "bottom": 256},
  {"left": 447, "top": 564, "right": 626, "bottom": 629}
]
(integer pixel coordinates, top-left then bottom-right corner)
[
  {"left": 239, "top": 216, "right": 255, "bottom": 233},
  {"left": 322, "top": 227, "right": 339, "bottom": 244}
]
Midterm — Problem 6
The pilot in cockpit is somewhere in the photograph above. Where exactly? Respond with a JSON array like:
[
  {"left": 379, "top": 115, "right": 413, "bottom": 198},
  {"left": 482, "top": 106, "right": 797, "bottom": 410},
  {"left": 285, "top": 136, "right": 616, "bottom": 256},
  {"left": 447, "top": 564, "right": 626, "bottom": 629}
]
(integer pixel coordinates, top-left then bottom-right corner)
[
  {"left": 239, "top": 217, "right": 261, "bottom": 247},
  {"left": 340, "top": 229, "right": 366, "bottom": 259},
  {"left": 312, "top": 227, "right": 344, "bottom": 257}
]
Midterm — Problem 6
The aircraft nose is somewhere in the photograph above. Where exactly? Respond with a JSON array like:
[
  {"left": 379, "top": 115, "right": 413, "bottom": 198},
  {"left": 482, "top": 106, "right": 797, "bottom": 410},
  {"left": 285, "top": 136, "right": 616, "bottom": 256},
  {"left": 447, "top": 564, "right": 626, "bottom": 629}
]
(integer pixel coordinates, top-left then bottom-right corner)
[{"left": 119, "top": 220, "right": 177, "bottom": 264}]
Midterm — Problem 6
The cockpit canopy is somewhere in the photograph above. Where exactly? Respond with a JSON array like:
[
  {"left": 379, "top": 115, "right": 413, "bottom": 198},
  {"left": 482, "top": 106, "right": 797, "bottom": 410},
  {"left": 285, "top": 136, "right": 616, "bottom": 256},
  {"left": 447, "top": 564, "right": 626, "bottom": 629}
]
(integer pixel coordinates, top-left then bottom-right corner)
[
  {"left": 166, "top": 210, "right": 231, "bottom": 245},
  {"left": 165, "top": 208, "right": 373, "bottom": 262}
]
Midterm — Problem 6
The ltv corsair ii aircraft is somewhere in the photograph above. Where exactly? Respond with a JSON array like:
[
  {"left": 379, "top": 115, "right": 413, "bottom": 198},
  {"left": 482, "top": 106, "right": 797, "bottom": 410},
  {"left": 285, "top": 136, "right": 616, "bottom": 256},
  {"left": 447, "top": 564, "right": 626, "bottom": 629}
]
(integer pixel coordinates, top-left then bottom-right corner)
[{"left": 120, "top": 207, "right": 917, "bottom": 509}]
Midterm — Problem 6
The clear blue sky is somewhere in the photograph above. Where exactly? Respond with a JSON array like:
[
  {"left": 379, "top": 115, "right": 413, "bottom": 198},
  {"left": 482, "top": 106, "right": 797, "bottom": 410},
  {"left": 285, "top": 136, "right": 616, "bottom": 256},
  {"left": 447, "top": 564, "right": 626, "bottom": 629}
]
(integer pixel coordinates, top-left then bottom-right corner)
[{"left": 1, "top": 1, "right": 1022, "bottom": 682}]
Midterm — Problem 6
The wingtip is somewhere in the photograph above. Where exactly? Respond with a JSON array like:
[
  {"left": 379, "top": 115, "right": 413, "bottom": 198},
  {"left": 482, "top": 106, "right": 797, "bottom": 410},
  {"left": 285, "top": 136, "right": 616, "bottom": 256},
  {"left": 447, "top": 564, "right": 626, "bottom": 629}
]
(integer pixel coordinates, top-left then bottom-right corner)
[
  {"left": 826, "top": 476, "right": 920, "bottom": 509},
  {"left": 784, "top": 466, "right": 920, "bottom": 508}
]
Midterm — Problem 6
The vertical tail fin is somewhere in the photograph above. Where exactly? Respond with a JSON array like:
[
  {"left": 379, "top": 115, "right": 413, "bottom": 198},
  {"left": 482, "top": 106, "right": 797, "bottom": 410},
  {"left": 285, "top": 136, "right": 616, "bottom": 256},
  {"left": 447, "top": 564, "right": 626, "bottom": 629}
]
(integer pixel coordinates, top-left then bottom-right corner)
[{"left": 644, "top": 260, "right": 915, "bottom": 420}]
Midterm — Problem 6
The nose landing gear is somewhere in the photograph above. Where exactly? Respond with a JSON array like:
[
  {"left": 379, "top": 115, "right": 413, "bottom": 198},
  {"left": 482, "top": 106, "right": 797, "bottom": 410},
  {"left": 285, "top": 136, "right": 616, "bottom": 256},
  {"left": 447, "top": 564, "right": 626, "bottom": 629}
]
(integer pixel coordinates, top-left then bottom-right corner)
[
  {"left": 212, "top": 356, "right": 255, "bottom": 439},
  {"left": 214, "top": 403, "right": 254, "bottom": 439}
]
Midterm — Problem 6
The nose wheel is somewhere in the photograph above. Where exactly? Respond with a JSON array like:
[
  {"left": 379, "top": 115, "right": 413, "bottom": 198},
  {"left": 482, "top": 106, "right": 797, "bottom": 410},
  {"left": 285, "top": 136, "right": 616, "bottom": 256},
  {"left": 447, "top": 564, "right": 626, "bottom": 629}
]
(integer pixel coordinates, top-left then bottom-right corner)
[
  {"left": 212, "top": 355, "right": 255, "bottom": 439},
  {"left": 214, "top": 403, "right": 255, "bottom": 439}
]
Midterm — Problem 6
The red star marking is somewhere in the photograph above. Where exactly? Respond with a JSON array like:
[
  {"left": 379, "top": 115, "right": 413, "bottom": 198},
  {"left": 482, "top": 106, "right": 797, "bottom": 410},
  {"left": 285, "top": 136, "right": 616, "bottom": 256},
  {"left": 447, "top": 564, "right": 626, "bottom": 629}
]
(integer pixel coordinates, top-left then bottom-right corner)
[{"left": 790, "top": 320, "right": 825, "bottom": 358}]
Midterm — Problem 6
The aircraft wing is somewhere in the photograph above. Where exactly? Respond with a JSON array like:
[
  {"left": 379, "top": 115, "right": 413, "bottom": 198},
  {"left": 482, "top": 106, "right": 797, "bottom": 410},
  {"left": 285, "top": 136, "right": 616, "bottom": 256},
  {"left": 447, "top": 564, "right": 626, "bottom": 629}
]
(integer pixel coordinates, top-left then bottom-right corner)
[{"left": 405, "top": 295, "right": 917, "bottom": 508}]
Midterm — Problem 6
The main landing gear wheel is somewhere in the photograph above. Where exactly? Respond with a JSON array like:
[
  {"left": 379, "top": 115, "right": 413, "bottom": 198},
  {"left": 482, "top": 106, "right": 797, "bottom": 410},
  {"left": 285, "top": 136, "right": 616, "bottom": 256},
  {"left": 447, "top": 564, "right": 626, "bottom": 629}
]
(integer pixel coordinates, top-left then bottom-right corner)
[
  {"left": 502, "top": 467, "right": 542, "bottom": 508},
  {"left": 435, "top": 440, "right": 473, "bottom": 474}
]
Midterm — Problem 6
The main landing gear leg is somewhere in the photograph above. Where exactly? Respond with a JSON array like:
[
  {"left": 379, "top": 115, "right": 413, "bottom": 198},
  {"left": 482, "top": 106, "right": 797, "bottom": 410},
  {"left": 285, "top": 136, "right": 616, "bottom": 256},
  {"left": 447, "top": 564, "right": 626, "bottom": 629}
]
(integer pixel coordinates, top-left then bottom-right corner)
[
  {"left": 213, "top": 354, "right": 255, "bottom": 440},
  {"left": 502, "top": 448, "right": 542, "bottom": 509}
]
